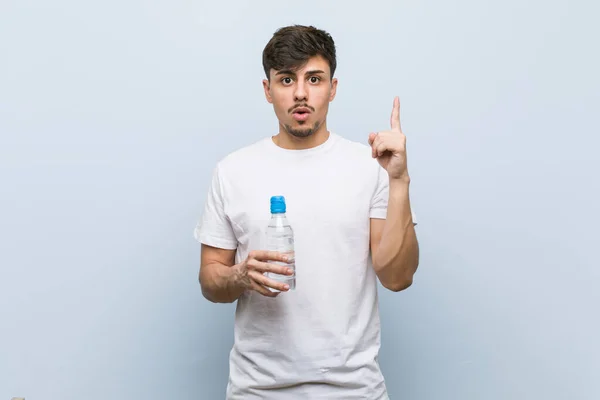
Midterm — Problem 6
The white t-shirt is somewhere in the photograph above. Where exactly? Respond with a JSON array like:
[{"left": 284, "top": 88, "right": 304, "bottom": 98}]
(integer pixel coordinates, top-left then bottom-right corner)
[{"left": 195, "top": 132, "right": 416, "bottom": 400}]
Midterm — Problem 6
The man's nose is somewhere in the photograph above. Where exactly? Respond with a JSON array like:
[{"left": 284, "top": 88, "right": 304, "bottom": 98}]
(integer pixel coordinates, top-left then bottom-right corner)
[{"left": 293, "top": 81, "right": 308, "bottom": 102}]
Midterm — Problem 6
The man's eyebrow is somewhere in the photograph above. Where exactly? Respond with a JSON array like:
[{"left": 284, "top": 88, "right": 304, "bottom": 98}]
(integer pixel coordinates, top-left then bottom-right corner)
[
  {"left": 275, "top": 69, "right": 326, "bottom": 76},
  {"left": 275, "top": 69, "right": 295, "bottom": 76}
]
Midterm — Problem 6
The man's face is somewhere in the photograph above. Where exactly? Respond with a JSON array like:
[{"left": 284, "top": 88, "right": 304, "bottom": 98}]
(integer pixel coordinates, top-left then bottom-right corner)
[{"left": 263, "top": 55, "right": 338, "bottom": 138}]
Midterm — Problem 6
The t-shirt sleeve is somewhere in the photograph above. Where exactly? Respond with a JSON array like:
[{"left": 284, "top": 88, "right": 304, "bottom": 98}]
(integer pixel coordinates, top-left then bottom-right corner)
[
  {"left": 370, "top": 165, "right": 390, "bottom": 219},
  {"left": 193, "top": 164, "right": 238, "bottom": 249},
  {"left": 370, "top": 164, "right": 418, "bottom": 225}
]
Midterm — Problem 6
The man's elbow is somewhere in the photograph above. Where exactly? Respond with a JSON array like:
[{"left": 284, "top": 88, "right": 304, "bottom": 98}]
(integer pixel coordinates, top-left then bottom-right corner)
[
  {"left": 200, "top": 284, "right": 219, "bottom": 303},
  {"left": 380, "top": 259, "right": 419, "bottom": 292},
  {"left": 199, "top": 275, "right": 221, "bottom": 303},
  {"left": 199, "top": 275, "right": 237, "bottom": 304},
  {"left": 383, "top": 275, "right": 414, "bottom": 292}
]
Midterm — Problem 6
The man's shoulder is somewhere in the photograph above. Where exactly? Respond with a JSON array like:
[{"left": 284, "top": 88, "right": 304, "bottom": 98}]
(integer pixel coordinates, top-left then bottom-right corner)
[
  {"left": 334, "top": 133, "right": 372, "bottom": 156},
  {"left": 216, "top": 136, "right": 270, "bottom": 170},
  {"left": 333, "top": 133, "right": 379, "bottom": 168}
]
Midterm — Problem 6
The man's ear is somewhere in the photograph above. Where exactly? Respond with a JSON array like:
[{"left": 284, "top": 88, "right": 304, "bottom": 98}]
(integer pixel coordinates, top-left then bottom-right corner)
[
  {"left": 329, "top": 77, "right": 338, "bottom": 102},
  {"left": 263, "top": 79, "right": 273, "bottom": 104}
]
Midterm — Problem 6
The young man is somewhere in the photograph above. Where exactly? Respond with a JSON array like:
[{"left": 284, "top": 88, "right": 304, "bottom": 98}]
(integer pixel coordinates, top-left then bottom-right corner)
[{"left": 194, "top": 25, "right": 419, "bottom": 400}]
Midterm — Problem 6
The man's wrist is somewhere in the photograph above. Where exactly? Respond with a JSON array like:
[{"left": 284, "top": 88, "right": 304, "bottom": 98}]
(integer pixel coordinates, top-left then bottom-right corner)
[
  {"left": 389, "top": 175, "right": 410, "bottom": 192},
  {"left": 230, "top": 263, "right": 248, "bottom": 291}
]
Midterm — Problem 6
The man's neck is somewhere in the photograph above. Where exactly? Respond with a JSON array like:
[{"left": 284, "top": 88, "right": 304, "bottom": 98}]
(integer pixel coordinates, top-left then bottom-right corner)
[{"left": 272, "top": 125, "right": 330, "bottom": 150}]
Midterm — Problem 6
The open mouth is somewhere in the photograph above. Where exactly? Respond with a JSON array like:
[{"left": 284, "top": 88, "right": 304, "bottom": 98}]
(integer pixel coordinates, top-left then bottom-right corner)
[
  {"left": 292, "top": 107, "right": 311, "bottom": 114},
  {"left": 291, "top": 106, "right": 312, "bottom": 121},
  {"left": 292, "top": 110, "right": 310, "bottom": 121}
]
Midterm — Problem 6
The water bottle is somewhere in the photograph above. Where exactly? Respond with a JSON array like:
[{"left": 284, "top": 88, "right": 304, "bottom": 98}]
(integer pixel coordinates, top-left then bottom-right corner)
[{"left": 265, "top": 195, "right": 296, "bottom": 292}]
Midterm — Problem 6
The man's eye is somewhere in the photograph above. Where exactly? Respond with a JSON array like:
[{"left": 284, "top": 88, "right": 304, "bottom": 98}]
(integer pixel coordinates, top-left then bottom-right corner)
[
  {"left": 310, "top": 76, "right": 320, "bottom": 83},
  {"left": 282, "top": 77, "right": 293, "bottom": 84}
]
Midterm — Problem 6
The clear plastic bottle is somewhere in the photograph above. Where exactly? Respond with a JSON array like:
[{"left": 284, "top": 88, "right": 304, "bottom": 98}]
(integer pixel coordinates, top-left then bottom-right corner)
[{"left": 265, "top": 195, "right": 296, "bottom": 292}]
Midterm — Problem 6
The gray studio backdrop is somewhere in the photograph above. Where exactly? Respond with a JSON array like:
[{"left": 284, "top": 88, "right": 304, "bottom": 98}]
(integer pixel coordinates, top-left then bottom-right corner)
[{"left": 1, "top": 0, "right": 598, "bottom": 399}]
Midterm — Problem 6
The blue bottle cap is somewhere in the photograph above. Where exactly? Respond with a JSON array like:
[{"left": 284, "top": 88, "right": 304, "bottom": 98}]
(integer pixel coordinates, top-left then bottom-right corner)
[{"left": 270, "top": 195, "right": 286, "bottom": 213}]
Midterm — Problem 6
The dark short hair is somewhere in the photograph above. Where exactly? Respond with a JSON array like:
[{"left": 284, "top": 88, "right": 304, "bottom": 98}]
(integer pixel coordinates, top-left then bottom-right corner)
[{"left": 262, "top": 25, "right": 337, "bottom": 80}]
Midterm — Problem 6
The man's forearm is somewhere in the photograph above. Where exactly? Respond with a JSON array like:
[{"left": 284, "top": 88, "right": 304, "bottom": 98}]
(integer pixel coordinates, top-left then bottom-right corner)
[
  {"left": 373, "top": 178, "right": 419, "bottom": 291},
  {"left": 200, "top": 262, "right": 245, "bottom": 303}
]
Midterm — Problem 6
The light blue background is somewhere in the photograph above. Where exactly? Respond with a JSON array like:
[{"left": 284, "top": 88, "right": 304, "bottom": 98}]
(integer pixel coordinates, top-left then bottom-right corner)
[{"left": 1, "top": 1, "right": 598, "bottom": 399}]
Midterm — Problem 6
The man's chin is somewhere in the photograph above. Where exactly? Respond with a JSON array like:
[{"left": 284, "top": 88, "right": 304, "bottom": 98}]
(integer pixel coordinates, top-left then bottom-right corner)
[
  {"left": 284, "top": 122, "right": 320, "bottom": 138},
  {"left": 288, "top": 129, "right": 314, "bottom": 138}
]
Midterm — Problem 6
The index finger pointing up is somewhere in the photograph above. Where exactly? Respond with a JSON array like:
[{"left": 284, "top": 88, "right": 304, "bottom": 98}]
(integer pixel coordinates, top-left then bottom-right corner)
[{"left": 390, "top": 96, "right": 401, "bottom": 132}]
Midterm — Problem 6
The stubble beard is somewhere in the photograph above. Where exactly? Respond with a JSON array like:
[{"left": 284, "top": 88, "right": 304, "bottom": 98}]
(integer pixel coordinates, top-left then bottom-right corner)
[{"left": 283, "top": 119, "right": 323, "bottom": 138}]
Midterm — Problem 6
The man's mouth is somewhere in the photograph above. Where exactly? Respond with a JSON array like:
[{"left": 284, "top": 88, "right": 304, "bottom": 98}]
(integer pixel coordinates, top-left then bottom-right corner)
[{"left": 291, "top": 107, "right": 312, "bottom": 122}]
